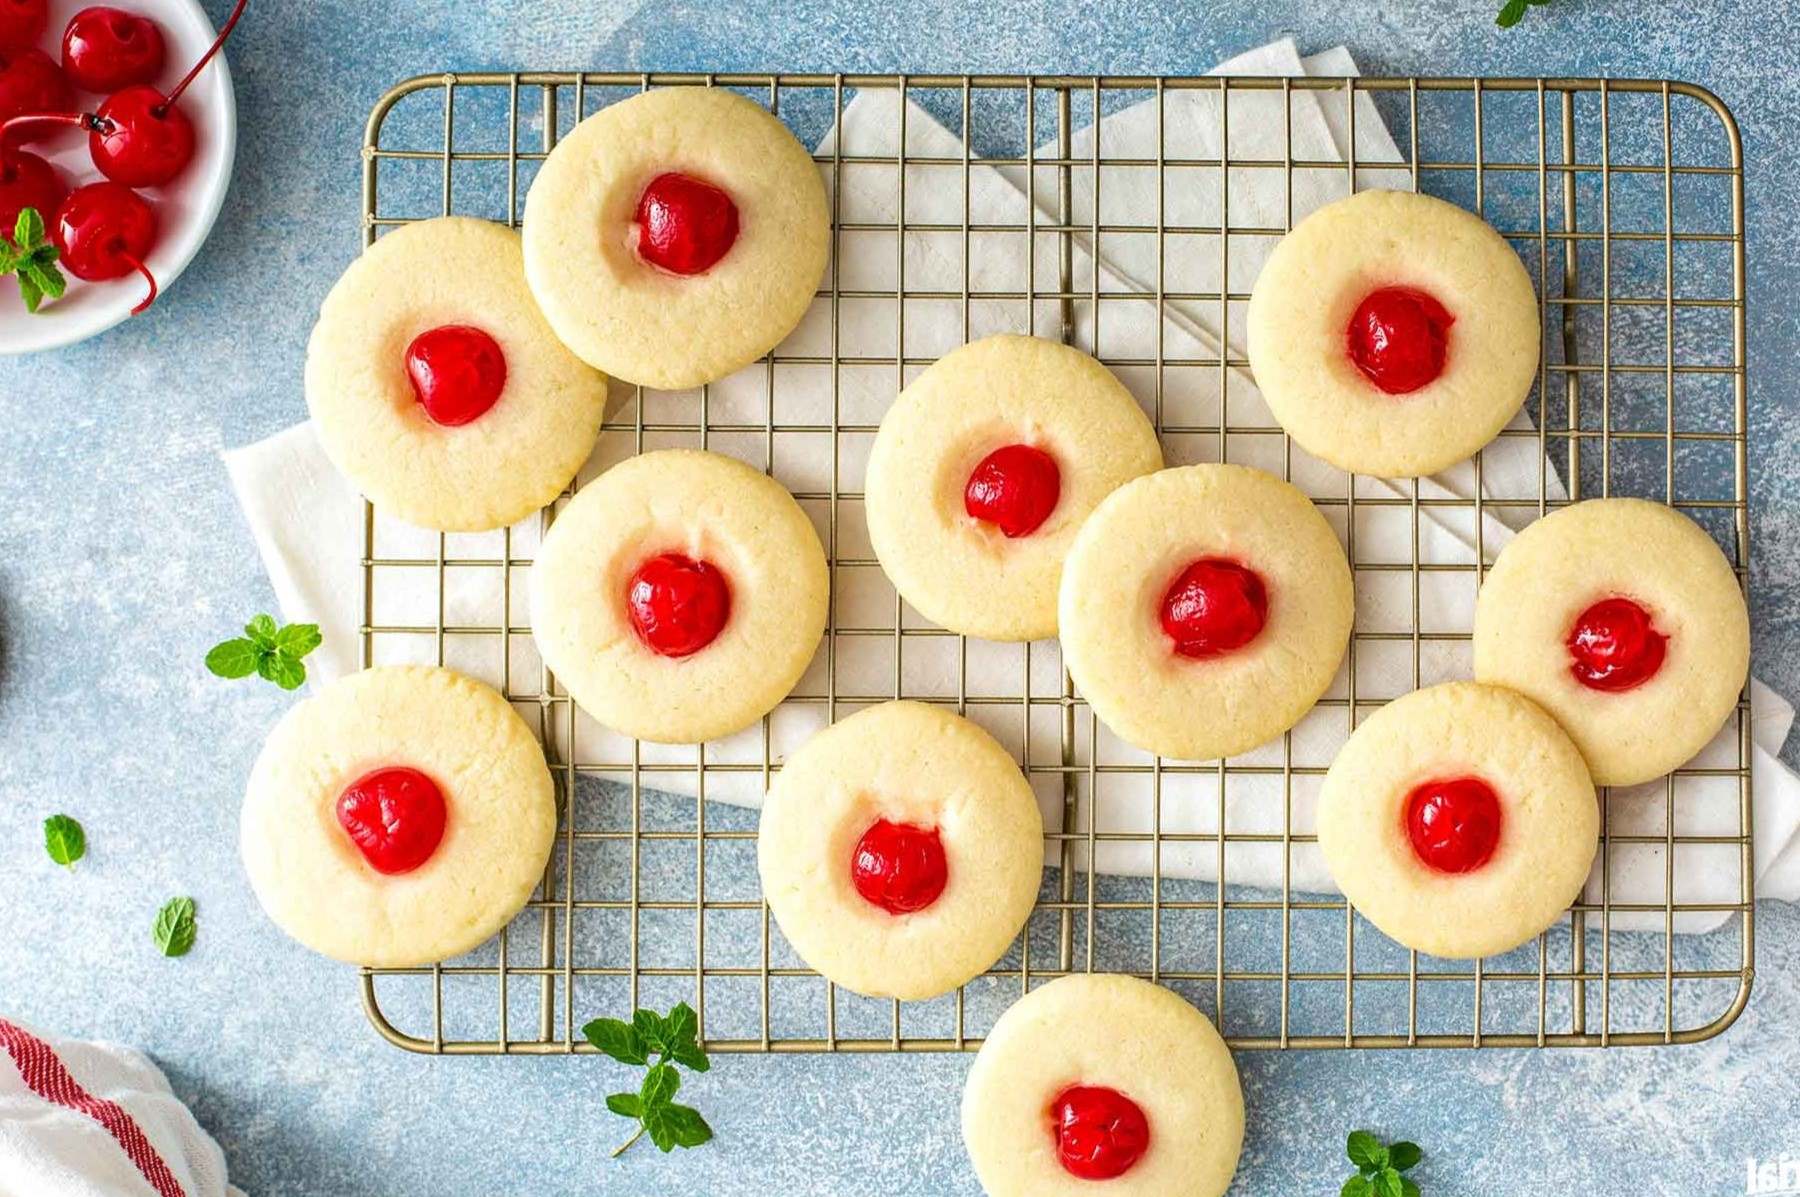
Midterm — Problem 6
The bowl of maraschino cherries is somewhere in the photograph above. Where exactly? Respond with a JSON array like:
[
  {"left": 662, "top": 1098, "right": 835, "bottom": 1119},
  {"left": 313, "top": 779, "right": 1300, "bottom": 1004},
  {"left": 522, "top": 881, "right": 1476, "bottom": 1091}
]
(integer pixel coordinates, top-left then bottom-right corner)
[{"left": 0, "top": 0, "right": 240, "bottom": 354}]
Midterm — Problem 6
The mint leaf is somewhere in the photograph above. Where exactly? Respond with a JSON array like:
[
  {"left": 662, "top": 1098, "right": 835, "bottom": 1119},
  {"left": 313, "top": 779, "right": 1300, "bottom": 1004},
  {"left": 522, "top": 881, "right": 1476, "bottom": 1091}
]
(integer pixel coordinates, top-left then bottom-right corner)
[
  {"left": 22, "top": 259, "right": 63, "bottom": 302},
  {"left": 657, "top": 1103, "right": 712, "bottom": 1148},
  {"left": 43, "top": 814, "right": 86, "bottom": 869},
  {"left": 14, "top": 206, "right": 44, "bottom": 249},
  {"left": 1347, "top": 1131, "right": 1385, "bottom": 1171},
  {"left": 633, "top": 1008, "right": 668, "bottom": 1054},
  {"left": 1373, "top": 1170, "right": 1403, "bottom": 1197},
  {"left": 596, "top": 1003, "right": 716, "bottom": 1158},
  {"left": 274, "top": 622, "right": 322, "bottom": 657},
  {"left": 244, "top": 613, "right": 278, "bottom": 646},
  {"left": 152, "top": 897, "right": 197, "bottom": 957},
  {"left": 205, "top": 638, "right": 261, "bottom": 679},
  {"left": 1389, "top": 1142, "right": 1422, "bottom": 1172},
  {"left": 260, "top": 652, "right": 306, "bottom": 691},
  {"left": 16, "top": 270, "right": 42, "bottom": 313},
  {"left": 583, "top": 1018, "right": 648, "bottom": 1067},
  {"left": 1342, "top": 1179, "right": 1373, "bottom": 1197},
  {"left": 639, "top": 1062, "right": 678, "bottom": 1109},
  {"left": 1400, "top": 1179, "right": 1420, "bottom": 1197}
]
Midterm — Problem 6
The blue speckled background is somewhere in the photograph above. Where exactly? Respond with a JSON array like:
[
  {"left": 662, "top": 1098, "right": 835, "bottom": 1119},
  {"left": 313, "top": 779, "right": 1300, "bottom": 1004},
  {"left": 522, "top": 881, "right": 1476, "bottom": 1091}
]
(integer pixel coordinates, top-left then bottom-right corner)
[{"left": 4, "top": 2, "right": 1800, "bottom": 1193}]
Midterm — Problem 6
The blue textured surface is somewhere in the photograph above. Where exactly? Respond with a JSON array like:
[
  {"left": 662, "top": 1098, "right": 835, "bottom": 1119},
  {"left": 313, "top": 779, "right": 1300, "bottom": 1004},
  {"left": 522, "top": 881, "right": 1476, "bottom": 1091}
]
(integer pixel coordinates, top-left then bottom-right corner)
[{"left": 4, "top": 2, "right": 1800, "bottom": 1194}]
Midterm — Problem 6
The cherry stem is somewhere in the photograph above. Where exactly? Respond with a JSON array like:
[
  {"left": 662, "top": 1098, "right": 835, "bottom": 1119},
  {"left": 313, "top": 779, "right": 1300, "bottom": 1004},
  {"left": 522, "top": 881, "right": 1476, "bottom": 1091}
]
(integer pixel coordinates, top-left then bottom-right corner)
[
  {"left": 157, "top": 0, "right": 250, "bottom": 116},
  {"left": 125, "top": 254, "right": 159, "bottom": 315},
  {"left": 0, "top": 112, "right": 101, "bottom": 153}
]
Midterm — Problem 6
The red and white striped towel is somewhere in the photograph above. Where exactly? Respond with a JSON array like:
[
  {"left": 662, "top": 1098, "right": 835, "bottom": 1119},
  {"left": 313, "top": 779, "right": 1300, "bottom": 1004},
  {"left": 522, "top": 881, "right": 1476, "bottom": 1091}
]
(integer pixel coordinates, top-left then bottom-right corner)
[{"left": 0, "top": 1018, "right": 241, "bottom": 1197}]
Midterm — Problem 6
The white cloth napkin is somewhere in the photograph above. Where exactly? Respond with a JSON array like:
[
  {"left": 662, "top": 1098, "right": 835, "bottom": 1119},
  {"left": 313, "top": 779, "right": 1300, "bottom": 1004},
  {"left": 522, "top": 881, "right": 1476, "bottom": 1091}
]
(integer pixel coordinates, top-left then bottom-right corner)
[
  {"left": 0, "top": 1017, "right": 242, "bottom": 1197},
  {"left": 224, "top": 40, "right": 1799, "bottom": 934}
]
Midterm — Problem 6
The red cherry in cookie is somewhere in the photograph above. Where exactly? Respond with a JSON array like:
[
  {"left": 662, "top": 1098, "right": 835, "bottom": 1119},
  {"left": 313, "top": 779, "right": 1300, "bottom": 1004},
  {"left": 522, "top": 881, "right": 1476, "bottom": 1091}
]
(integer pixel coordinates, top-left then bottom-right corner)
[
  {"left": 336, "top": 766, "right": 448, "bottom": 875},
  {"left": 626, "top": 552, "right": 732, "bottom": 658},
  {"left": 0, "top": 146, "right": 63, "bottom": 229},
  {"left": 1566, "top": 596, "right": 1667, "bottom": 693},
  {"left": 405, "top": 325, "right": 508, "bottom": 426},
  {"left": 850, "top": 819, "right": 948, "bottom": 915},
  {"left": 0, "top": 48, "right": 73, "bottom": 141},
  {"left": 1160, "top": 557, "right": 1268, "bottom": 659},
  {"left": 62, "top": 7, "right": 166, "bottom": 93},
  {"left": 634, "top": 171, "right": 739, "bottom": 275},
  {"left": 53, "top": 180, "right": 158, "bottom": 312},
  {"left": 1347, "top": 286, "right": 1454, "bottom": 395},
  {"left": 1404, "top": 776, "right": 1501, "bottom": 874},
  {"left": 0, "top": 0, "right": 47, "bottom": 50},
  {"left": 964, "top": 443, "right": 1060, "bottom": 538},
  {"left": 1050, "top": 1085, "right": 1151, "bottom": 1180}
]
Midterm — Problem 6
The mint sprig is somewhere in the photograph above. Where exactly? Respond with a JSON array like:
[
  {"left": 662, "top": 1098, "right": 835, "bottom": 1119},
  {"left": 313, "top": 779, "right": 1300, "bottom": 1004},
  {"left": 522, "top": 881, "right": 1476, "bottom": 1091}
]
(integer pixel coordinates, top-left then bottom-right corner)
[
  {"left": 1343, "top": 1131, "right": 1423, "bottom": 1197},
  {"left": 152, "top": 897, "right": 197, "bottom": 957},
  {"left": 206, "top": 615, "right": 322, "bottom": 691},
  {"left": 0, "top": 208, "right": 68, "bottom": 314},
  {"left": 584, "top": 1002, "right": 714, "bottom": 1156},
  {"left": 43, "top": 814, "right": 86, "bottom": 870},
  {"left": 1496, "top": 0, "right": 1552, "bottom": 27}
]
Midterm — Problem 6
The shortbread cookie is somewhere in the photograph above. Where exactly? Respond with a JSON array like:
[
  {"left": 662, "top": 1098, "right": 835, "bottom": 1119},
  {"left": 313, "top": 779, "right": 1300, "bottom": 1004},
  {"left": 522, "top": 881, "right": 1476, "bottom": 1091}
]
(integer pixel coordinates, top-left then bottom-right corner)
[
  {"left": 1472, "top": 498, "right": 1749, "bottom": 787},
  {"left": 305, "top": 216, "right": 608, "bottom": 531},
  {"left": 1317, "top": 682, "right": 1599, "bottom": 959},
  {"left": 1058, "top": 464, "right": 1353, "bottom": 760},
  {"left": 1246, "top": 189, "right": 1540, "bottom": 477},
  {"left": 530, "top": 449, "right": 828, "bottom": 744},
  {"left": 522, "top": 87, "right": 830, "bottom": 390},
  {"left": 240, "top": 666, "right": 557, "bottom": 967},
  {"left": 757, "top": 701, "right": 1043, "bottom": 1000},
  {"left": 962, "top": 974, "right": 1243, "bottom": 1197},
  {"left": 864, "top": 335, "right": 1163, "bottom": 641}
]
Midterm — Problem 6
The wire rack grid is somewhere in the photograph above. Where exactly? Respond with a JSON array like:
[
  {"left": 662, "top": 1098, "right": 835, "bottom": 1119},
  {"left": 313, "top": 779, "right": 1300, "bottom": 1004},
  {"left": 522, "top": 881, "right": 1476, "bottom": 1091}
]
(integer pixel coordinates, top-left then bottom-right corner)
[{"left": 351, "top": 71, "right": 1751, "bottom": 1054}]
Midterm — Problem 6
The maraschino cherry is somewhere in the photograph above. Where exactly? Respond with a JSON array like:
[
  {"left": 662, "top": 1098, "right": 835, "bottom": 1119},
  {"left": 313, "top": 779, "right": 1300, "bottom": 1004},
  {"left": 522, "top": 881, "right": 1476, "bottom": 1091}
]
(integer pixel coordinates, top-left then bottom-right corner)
[
  {"left": 626, "top": 552, "right": 732, "bottom": 658},
  {"left": 964, "top": 443, "right": 1060, "bottom": 538},
  {"left": 1348, "top": 286, "right": 1454, "bottom": 395},
  {"left": 0, "top": 0, "right": 243, "bottom": 187},
  {"left": 336, "top": 766, "right": 448, "bottom": 875},
  {"left": 62, "top": 6, "right": 165, "bottom": 93},
  {"left": 1404, "top": 776, "right": 1501, "bottom": 874},
  {"left": 1160, "top": 557, "right": 1269, "bottom": 659},
  {"left": 0, "top": 0, "right": 47, "bottom": 51},
  {"left": 1050, "top": 1085, "right": 1151, "bottom": 1180},
  {"left": 405, "top": 325, "right": 507, "bottom": 426},
  {"left": 850, "top": 819, "right": 948, "bottom": 915},
  {"left": 52, "top": 180, "right": 157, "bottom": 311},
  {"left": 0, "top": 144, "right": 62, "bottom": 228},
  {"left": 0, "top": 46, "right": 72, "bottom": 139},
  {"left": 634, "top": 171, "right": 739, "bottom": 275},
  {"left": 1566, "top": 596, "right": 1667, "bottom": 693}
]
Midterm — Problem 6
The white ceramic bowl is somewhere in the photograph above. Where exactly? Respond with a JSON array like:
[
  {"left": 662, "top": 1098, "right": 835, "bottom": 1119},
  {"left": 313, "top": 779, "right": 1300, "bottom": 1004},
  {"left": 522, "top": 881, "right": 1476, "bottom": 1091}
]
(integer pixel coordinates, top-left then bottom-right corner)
[{"left": 0, "top": 0, "right": 236, "bottom": 354}]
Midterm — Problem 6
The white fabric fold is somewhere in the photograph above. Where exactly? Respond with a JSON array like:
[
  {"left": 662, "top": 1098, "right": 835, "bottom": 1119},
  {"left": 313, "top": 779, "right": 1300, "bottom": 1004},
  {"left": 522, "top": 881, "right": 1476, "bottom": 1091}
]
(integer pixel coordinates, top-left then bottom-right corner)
[{"left": 224, "top": 39, "right": 1796, "bottom": 935}]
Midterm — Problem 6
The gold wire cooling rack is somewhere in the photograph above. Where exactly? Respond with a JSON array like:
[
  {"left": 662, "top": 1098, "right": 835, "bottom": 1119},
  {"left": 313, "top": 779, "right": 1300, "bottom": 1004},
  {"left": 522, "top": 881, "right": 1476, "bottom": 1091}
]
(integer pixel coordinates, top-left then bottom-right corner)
[{"left": 352, "top": 72, "right": 1751, "bottom": 1053}]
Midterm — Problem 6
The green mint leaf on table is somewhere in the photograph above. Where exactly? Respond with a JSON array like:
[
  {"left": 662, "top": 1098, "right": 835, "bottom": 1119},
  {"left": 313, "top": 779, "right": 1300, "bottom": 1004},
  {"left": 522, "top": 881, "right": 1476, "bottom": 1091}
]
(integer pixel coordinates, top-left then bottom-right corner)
[
  {"left": 152, "top": 897, "right": 197, "bottom": 957},
  {"left": 43, "top": 815, "right": 86, "bottom": 869},
  {"left": 206, "top": 616, "right": 322, "bottom": 690},
  {"left": 1344, "top": 1131, "right": 1424, "bottom": 1196},
  {"left": 583, "top": 1002, "right": 713, "bottom": 1158}
]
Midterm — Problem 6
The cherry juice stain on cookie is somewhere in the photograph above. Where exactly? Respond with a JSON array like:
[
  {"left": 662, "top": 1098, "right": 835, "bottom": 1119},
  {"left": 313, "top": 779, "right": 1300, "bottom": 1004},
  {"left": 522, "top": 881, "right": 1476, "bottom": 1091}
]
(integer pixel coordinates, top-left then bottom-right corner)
[
  {"left": 1160, "top": 558, "right": 1268, "bottom": 659},
  {"left": 634, "top": 172, "right": 739, "bottom": 275},
  {"left": 1050, "top": 1085, "right": 1151, "bottom": 1180},
  {"left": 405, "top": 325, "right": 508, "bottom": 426},
  {"left": 336, "top": 766, "right": 448, "bottom": 875},
  {"left": 626, "top": 552, "right": 732, "bottom": 658},
  {"left": 1404, "top": 776, "right": 1501, "bottom": 874},
  {"left": 850, "top": 819, "right": 948, "bottom": 915},
  {"left": 964, "top": 443, "right": 1061, "bottom": 539},
  {"left": 1347, "top": 286, "right": 1454, "bottom": 395},
  {"left": 1566, "top": 596, "right": 1667, "bottom": 693}
]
